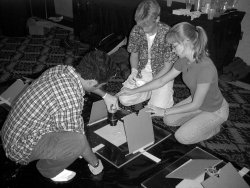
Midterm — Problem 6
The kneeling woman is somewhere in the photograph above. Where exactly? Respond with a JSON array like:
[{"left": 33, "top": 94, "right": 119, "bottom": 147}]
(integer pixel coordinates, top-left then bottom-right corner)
[{"left": 118, "top": 22, "right": 229, "bottom": 145}]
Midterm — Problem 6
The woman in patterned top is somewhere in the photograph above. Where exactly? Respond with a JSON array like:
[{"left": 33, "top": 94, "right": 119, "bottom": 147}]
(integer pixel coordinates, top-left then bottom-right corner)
[
  {"left": 1, "top": 51, "right": 118, "bottom": 182},
  {"left": 119, "top": 0, "right": 178, "bottom": 109},
  {"left": 118, "top": 22, "right": 229, "bottom": 145}
]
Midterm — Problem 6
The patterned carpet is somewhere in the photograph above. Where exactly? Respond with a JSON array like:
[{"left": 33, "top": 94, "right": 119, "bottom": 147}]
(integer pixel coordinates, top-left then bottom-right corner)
[{"left": 0, "top": 26, "right": 250, "bottom": 183}]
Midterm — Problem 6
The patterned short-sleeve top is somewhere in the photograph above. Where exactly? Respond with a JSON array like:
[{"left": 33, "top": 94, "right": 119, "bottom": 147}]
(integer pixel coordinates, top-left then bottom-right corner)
[{"left": 127, "top": 22, "right": 178, "bottom": 77}]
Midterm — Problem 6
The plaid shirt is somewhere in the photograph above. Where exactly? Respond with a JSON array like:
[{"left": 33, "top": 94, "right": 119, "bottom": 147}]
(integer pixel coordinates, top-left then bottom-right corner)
[
  {"left": 1, "top": 65, "right": 85, "bottom": 165},
  {"left": 127, "top": 22, "right": 178, "bottom": 77}
]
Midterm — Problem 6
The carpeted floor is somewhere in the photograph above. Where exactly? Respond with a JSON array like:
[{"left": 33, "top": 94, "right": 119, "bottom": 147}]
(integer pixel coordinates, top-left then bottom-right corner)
[{"left": 0, "top": 26, "right": 250, "bottom": 187}]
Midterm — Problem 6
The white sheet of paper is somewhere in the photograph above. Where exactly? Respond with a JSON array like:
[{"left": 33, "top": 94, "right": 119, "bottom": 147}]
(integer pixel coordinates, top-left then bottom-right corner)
[{"left": 94, "top": 120, "right": 126, "bottom": 147}]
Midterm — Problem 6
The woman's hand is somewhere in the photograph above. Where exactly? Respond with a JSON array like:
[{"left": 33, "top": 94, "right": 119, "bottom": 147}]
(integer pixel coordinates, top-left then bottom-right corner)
[
  {"left": 116, "top": 87, "right": 136, "bottom": 96},
  {"left": 145, "top": 105, "right": 165, "bottom": 117}
]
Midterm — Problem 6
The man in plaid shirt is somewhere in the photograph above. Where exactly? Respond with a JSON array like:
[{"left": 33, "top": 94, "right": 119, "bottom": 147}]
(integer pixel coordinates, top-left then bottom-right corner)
[{"left": 1, "top": 50, "right": 118, "bottom": 183}]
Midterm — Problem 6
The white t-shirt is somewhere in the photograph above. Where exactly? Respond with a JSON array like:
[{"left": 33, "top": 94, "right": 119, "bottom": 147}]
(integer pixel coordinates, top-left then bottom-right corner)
[{"left": 145, "top": 33, "right": 156, "bottom": 72}]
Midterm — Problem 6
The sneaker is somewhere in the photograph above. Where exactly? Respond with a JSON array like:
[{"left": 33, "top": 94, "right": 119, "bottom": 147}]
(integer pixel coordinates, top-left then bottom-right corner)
[{"left": 51, "top": 169, "right": 76, "bottom": 183}]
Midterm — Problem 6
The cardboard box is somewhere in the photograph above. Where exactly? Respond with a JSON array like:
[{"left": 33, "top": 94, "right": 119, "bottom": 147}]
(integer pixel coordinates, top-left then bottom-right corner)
[{"left": 27, "top": 17, "right": 54, "bottom": 35}]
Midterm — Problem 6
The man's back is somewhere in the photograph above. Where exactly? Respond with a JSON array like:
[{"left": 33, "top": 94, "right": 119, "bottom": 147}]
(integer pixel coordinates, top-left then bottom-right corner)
[{"left": 1, "top": 65, "right": 85, "bottom": 164}]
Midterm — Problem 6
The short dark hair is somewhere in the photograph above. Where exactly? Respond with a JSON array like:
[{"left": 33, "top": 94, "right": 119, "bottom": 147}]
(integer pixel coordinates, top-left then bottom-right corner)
[{"left": 74, "top": 50, "right": 115, "bottom": 84}]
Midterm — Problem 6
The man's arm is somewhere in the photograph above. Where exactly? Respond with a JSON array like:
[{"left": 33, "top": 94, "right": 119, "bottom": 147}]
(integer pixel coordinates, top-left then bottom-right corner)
[
  {"left": 81, "top": 134, "right": 100, "bottom": 166},
  {"left": 92, "top": 88, "right": 107, "bottom": 98},
  {"left": 92, "top": 89, "right": 118, "bottom": 112},
  {"left": 55, "top": 108, "right": 101, "bottom": 172}
]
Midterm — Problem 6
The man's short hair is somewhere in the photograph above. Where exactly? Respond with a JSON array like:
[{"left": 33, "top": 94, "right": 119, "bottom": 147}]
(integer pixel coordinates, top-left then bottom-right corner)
[
  {"left": 134, "top": 0, "right": 160, "bottom": 27},
  {"left": 74, "top": 50, "right": 115, "bottom": 84}
]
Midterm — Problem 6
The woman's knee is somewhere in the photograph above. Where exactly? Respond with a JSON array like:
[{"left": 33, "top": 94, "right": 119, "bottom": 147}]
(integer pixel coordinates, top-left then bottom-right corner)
[
  {"left": 163, "top": 116, "right": 169, "bottom": 124},
  {"left": 174, "top": 126, "right": 200, "bottom": 145},
  {"left": 174, "top": 131, "right": 193, "bottom": 145},
  {"left": 118, "top": 96, "right": 133, "bottom": 106},
  {"left": 174, "top": 125, "right": 221, "bottom": 145},
  {"left": 163, "top": 116, "right": 178, "bottom": 126}
]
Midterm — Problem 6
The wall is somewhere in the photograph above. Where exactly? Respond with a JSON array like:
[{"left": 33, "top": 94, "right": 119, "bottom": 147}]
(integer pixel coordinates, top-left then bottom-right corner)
[
  {"left": 54, "top": 0, "right": 73, "bottom": 18},
  {"left": 173, "top": 0, "right": 250, "bottom": 65},
  {"left": 55, "top": 0, "right": 249, "bottom": 65},
  {"left": 235, "top": 0, "right": 250, "bottom": 65}
]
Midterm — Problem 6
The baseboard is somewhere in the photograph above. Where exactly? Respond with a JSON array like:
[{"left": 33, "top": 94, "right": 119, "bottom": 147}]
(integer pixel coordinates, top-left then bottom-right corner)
[
  {"left": 51, "top": 22, "right": 73, "bottom": 31},
  {"left": 228, "top": 81, "right": 250, "bottom": 91},
  {"left": 48, "top": 15, "right": 73, "bottom": 31}
]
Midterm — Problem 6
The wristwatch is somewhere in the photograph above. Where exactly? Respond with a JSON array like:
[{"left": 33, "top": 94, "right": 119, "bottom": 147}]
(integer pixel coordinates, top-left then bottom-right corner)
[
  {"left": 88, "top": 159, "right": 104, "bottom": 175},
  {"left": 93, "top": 160, "right": 99, "bottom": 168}
]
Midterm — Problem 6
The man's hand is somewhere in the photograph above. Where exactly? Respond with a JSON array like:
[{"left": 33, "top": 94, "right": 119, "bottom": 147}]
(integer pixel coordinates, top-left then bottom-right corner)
[
  {"left": 88, "top": 159, "right": 104, "bottom": 175},
  {"left": 103, "top": 93, "right": 119, "bottom": 112}
]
